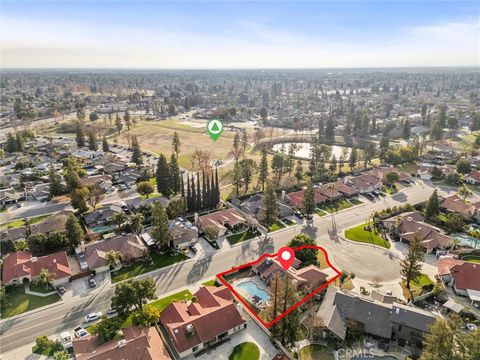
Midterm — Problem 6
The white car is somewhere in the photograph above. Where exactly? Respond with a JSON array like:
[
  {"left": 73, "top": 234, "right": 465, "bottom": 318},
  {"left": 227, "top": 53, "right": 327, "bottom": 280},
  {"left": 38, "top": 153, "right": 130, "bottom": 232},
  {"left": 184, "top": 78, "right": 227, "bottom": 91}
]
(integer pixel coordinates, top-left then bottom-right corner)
[
  {"left": 84, "top": 312, "right": 103, "bottom": 323},
  {"left": 466, "top": 323, "right": 478, "bottom": 331}
]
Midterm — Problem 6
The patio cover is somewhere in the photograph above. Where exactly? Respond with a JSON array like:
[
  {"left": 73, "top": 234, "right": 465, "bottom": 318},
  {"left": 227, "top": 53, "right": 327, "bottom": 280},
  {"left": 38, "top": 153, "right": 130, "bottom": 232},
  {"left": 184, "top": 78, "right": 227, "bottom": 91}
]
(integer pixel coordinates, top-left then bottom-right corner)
[
  {"left": 467, "top": 289, "right": 480, "bottom": 303},
  {"left": 442, "top": 299, "right": 464, "bottom": 313}
]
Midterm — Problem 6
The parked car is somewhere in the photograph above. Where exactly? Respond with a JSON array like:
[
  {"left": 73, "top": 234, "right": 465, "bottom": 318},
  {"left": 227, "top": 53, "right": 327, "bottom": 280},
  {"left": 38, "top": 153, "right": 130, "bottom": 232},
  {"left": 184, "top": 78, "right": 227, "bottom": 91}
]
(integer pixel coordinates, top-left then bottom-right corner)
[
  {"left": 371, "top": 191, "right": 380, "bottom": 197},
  {"left": 88, "top": 276, "right": 97, "bottom": 288},
  {"left": 84, "top": 312, "right": 103, "bottom": 323},
  {"left": 16, "top": 203, "right": 22, "bottom": 208},
  {"left": 107, "top": 307, "right": 117, "bottom": 315},
  {"left": 73, "top": 326, "right": 89, "bottom": 338},
  {"left": 466, "top": 323, "right": 478, "bottom": 331},
  {"left": 189, "top": 245, "right": 197, "bottom": 253},
  {"left": 56, "top": 286, "right": 66, "bottom": 295},
  {"left": 363, "top": 193, "right": 374, "bottom": 201}
]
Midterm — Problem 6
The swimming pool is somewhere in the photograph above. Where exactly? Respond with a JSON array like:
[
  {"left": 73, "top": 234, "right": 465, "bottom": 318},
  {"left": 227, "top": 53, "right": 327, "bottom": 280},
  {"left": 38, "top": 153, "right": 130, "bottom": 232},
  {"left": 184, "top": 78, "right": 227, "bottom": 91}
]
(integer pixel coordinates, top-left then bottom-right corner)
[
  {"left": 453, "top": 234, "right": 480, "bottom": 249},
  {"left": 352, "top": 357, "right": 397, "bottom": 360},
  {"left": 237, "top": 281, "right": 270, "bottom": 302}
]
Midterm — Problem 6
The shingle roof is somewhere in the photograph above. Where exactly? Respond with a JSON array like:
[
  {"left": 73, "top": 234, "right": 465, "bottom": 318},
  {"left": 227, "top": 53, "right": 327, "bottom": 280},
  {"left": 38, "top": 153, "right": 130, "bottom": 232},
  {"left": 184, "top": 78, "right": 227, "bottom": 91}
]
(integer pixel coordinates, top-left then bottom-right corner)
[
  {"left": 84, "top": 234, "right": 147, "bottom": 269},
  {"left": 197, "top": 208, "right": 246, "bottom": 230}
]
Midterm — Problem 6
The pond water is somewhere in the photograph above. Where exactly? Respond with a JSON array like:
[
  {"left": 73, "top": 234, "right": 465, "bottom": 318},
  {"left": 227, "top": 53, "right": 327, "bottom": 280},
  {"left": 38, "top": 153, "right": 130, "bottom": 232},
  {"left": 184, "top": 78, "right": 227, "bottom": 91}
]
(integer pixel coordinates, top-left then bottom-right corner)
[{"left": 272, "top": 142, "right": 351, "bottom": 160}]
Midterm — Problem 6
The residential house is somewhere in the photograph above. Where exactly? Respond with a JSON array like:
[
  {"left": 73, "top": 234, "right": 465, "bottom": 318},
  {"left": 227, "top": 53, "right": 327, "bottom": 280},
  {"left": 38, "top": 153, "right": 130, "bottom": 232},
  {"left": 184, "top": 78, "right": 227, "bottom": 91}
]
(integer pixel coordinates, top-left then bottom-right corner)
[
  {"left": 2, "top": 250, "right": 72, "bottom": 286},
  {"left": 83, "top": 233, "right": 148, "bottom": 272},
  {"left": 197, "top": 208, "right": 247, "bottom": 237},
  {"left": 0, "top": 226, "right": 27, "bottom": 242},
  {"left": 72, "top": 326, "right": 171, "bottom": 360},
  {"left": 234, "top": 193, "right": 293, "bottom": 219},
  {"left": 332, "top": 181, "right": 359, "bottom": 198},
  {"left": 464, "top": 171, "right": 480, "bottom": 185},
  {"left": 169, "top": 221, "right": 198, "bottom": 249},
  {"left": 368, "top": 166, "right": 412, "bottom": 183},
  {"left": 438, "top": 258, "right": 480, "bottom": 306},
  {"left": 80, "top": 174, "right": 113, "bottom": 188},
  {"left": 285, "top": 189, "right": 327, "bottom": 209},
  {"left": 82, "top": 205, "right": 124, "bottom": 230},
  {"left": 251, "top": 257, "right": 336, "bottom": 291},
  {"left": 316, "top": 185, "right": 343, "bottom": 201},
  {"left": 440, "top": 194, "right": 475, "bottom": 219},
  {"left": 29, "top": 210, "right": 73, "bottom": 237},
  {"left": 315, "top": 286, "right": 436, "bottom": 347},
  {"left": 161, "top": 286, "right": 246, "bottom": 358},
  {"left": 125, "top": 196, "right": 170, "bottom": 212},
  {"left": 383, "top": 211, "right": 452, "bottom": 253},
  {"left": 344, "top": 174, "right": 383, "bottom": 193},
  {"left": 0, "top": 189, "right": 22, "bottom": 205}
]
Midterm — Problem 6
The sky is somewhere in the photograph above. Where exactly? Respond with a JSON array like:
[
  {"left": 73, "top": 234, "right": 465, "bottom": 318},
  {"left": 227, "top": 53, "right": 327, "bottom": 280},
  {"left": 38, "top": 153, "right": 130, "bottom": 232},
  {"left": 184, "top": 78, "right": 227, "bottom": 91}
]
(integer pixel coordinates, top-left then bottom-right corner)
[{"left": 0, "top": 0, "right": 479, "bottom": 69}]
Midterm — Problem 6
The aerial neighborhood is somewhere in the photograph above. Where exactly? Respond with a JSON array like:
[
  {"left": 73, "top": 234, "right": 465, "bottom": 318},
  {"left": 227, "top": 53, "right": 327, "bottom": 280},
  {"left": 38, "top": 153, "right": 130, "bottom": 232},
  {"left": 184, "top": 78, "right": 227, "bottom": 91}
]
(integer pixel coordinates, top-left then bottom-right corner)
[{"left": 1, "top": 68, "right": 480, "bottom": 359}]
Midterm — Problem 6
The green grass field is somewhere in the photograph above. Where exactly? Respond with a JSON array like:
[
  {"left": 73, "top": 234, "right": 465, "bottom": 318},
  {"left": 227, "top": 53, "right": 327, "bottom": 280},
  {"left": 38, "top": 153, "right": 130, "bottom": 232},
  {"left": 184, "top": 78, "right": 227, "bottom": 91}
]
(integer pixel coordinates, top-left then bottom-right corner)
[
  {"left": 229, "top": 342, "right": 260, "bottom": 360},
  {"left": 111, "top": 252, "right": 188, "bottom": 282},
  {"left": 344, "top": 222, "right": 391, "bottom": 249},
  {"left": 317, "top": 199, "right": 353, "bottom": 213},
  {"left": 461, "top": 255, "right": 480, "bottom": 263},
  {"left": 349, "top": 198, "right": 363, "bottom": 205},
  {"left": 401, "top": 274, "right": 434, "bottom": 300},
  {"left": 283, "top": 218, "right": 297, "bottom": 226},
  {"left": 299, "top": 345, "right": 335, "bottom": 360},
  {"left": 227, "top": 229, "right": 260, "bottom": 245},
  {"left": 268, "top": 220, "right": 286, "bottom": 232},
  {"left": 1, "top": 286, "right": 61, "bottom": 319},
  {"left": 0, "top": 214, "right": 49, "bottom": 229},
  {"left": 201, "top": 279, "right": 218, "bottom": 286}
]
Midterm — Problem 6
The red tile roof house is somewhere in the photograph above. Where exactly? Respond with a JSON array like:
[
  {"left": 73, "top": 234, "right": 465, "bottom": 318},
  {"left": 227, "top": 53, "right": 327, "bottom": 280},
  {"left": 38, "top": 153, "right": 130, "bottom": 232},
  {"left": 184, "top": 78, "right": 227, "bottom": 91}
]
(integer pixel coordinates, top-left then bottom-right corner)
[
  {"left": 2, "top": 250, "right": 72, "bottom": 286},
  {"left": 84, "top": 234, "right": 148, "bottom": 272},
  {"left": 285, "top": 189, "right": 327, "bottom": 209},
  {"left": 73, "top": 325, "right": 171, "bottom": 360},
  {"left": 251, "top": 257, "right": 336, "bottom": 291},
  {"left": 197, "top": 208, "right": 247, "bottom": 237},
  {"left": 160, "top": 286, "right": 246, "bottom": 358},
  {"left": 438, "top": 258, "right": 480, "bottom": 305},
  {"left": 383, "top": 212, "right": 452, "bottom": 254},
  {"left": 464, "top": 170, "right": 480, "bottom": 185},
  {"left": 440, "top": 194, "right": 476, "bottom": 219}
]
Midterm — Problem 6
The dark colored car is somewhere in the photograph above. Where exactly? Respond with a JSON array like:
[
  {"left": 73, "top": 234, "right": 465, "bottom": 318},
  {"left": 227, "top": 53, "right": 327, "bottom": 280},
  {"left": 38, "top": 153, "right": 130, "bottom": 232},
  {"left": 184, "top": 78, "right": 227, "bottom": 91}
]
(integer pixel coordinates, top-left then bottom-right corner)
[
  {"left": 56, "top": 286, "right": 66, "bottom": 295},
  {"left": 88, "top": 277, "right": 97, "bottom": 288}
]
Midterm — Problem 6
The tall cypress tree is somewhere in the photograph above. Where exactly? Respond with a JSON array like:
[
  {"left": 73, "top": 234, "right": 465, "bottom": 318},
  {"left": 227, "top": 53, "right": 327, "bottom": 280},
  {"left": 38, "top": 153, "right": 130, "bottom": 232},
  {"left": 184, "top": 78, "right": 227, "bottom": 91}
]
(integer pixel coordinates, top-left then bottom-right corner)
[
  {"left": 196, "top": 173, "right": 202, "bottom": 211},
  {"left": 186, "top": 175, "right": 192, "bottom": 212},
  {"left": 202, "top": 171, "right": 207, "bottom": 209},
  {"left": 156, "top": 154, "right": 171, "bottom": 197},
  {"left": 215, "top": 167, "right": 220, "bottom": 205},
  {"left": 210, "top": 172, "right": 215, "bottom": 208},
  {"left": 180, "top": 175, "right": 185, "bottom": 198},
  {"left": 169, "top": 153, "right": 180, "bottom": 194},
  {"left": 190, "top": 176, "right": 197, "bottom": 212}
]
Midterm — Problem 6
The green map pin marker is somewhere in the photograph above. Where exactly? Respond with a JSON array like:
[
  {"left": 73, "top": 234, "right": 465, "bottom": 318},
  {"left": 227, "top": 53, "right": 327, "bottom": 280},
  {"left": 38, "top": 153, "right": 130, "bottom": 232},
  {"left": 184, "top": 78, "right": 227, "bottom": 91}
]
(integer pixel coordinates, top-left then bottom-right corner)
[{"left": 207, "top": 118, "right": 224, "bottom": 141}]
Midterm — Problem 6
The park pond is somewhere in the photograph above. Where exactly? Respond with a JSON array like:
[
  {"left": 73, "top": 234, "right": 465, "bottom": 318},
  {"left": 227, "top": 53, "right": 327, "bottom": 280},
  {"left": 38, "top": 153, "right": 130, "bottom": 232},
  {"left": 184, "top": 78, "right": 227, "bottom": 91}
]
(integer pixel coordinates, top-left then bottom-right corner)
[{"left": 272, "top": 142, "right": 352, "bottom": 160}]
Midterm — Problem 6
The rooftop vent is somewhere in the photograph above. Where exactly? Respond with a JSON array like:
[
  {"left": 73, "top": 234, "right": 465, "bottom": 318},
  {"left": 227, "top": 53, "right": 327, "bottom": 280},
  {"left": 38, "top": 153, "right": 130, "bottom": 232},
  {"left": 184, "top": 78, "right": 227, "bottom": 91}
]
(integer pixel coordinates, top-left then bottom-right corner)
[
  {"left": 118, "top": 339, "right": 127, "bottom": 348},
  {"left": 186, "top": 324, "right": 194, "bottom": 334}
]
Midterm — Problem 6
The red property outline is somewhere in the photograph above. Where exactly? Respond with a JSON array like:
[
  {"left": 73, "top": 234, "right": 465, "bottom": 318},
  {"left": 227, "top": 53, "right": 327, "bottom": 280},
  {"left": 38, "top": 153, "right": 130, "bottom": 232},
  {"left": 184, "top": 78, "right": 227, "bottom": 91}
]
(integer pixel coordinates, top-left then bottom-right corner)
[{"left": 216, "top": 245, "right": 341, "bottom": 328}]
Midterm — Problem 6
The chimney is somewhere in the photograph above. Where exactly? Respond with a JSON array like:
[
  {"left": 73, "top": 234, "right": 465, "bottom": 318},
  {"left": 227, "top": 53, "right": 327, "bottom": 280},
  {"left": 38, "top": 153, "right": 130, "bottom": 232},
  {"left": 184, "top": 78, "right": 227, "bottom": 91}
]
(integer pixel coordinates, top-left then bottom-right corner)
[
  {"left": 31, "top": 257, "right": 38, "bottom": 262},
  {"left": 281, "top": 190, "right": 286, "bottom": 200},
  {"left": 118, "top": 340, "right": 127, "bottom": 348},
  {"left": 53, "top": 259, "right": 57, "bottom": 264},
  {"left": 236, "top": 303, "right": 244, "bottom": 316}
]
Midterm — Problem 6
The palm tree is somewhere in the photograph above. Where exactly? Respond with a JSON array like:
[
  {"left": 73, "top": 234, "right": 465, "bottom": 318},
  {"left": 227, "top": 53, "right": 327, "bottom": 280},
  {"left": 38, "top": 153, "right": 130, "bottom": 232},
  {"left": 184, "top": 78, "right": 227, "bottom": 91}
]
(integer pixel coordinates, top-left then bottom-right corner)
[
  {"left": 105, "top": 250, "right": 123, "bottom": 269},
  {"left": 38, "top": 268, "right": 56, "bottom": 289},
  {"left": 458, "top": 185, "right": 472, "bottom": 201},
  {"left": 129, "top": 213, "right": 145, "bottom": 234}
]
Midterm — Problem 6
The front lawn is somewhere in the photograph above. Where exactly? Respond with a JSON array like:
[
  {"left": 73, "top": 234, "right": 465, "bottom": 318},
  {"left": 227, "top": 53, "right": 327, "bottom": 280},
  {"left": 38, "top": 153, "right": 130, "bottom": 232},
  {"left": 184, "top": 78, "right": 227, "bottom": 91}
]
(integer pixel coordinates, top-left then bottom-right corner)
[
  {"left": 0, "top": 214, "right": 49, "bottom": 230},
  {"left": 1, "top": 286, "right": 61, "bottom": 319},
  {"left": 202, "top": 279, "right": 218, "bottom": 286},
  {"left": 149, "top": 289, "right": 193, "bottom": 312},
  {"left": 317, "top": 199, "right": 353, "bottom": 213},
  {"left": 111, "top": 252, "right": 188, "bottom": 283},
  {"left": 344, "top": 223, "right": 391, "bottom": 249},
  {"left": 229, "top": 342, "right": 260, "bottom": 360},
  {"left": 268, "top": 221, "right": 286, "bottom": 232},
  {"left": 401, "top": 274, "right": 434, "bottom": 300},
  {"left": 227, "top": 229, "right": 260, "bottom": 245},
  {"left": 284, "top": 218, "right": 297, "bottom": 226},
  {"left": 316, "top": 209, "right": 329, "bottom": 217},
  {"left": 299, "top": 345, "right": 335, "bottom": 360},
  {"left": 461, "top": 255, "right": 480, "bottom": 263},
  {"left": 349, "top": 198, "right": 363, "bottom": 205},
  {"left": 29, "top": 283, "right": 56, "bottom": 294}
]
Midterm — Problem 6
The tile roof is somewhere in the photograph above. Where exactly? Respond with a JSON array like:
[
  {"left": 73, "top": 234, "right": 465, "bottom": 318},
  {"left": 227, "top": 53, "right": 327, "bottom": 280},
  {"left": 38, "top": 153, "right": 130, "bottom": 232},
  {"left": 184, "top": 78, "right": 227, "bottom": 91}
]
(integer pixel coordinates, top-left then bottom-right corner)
[
  {"left": 437, "top": 257, "right": 465, "bottom": 276},
  {"left": 450, "top": 262, "right": 480, "bottom": 291},
  {"left": 84, "top": 234, "right": 147, "bottom": 269},
  {"left": 440, "top": 194, "right": 475, "bottom": 217},
  {"left": 160, "top": 286, "right": 245, "bottom": 354},
  {"left": 73, "top": 326, "right": 170, "bottom": 360},
  {"left": 2, "top": 250, "right": 72, "bottom": 284}
]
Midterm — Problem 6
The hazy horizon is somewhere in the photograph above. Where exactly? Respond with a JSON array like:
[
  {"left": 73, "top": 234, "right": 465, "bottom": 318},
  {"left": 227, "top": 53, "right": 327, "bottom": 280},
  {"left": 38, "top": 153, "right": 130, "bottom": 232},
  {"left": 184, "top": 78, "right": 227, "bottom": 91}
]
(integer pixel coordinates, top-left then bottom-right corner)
[{"left": 1, "top": 0, "right": 479, "bottom": 69}]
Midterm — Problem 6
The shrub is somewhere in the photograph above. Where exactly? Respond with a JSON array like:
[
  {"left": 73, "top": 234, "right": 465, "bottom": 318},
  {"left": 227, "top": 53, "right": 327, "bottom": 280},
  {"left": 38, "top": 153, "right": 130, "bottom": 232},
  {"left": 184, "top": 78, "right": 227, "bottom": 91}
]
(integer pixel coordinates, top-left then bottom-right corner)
[{"left": 35, "top": 335, "right": 51, "bottom": 350}]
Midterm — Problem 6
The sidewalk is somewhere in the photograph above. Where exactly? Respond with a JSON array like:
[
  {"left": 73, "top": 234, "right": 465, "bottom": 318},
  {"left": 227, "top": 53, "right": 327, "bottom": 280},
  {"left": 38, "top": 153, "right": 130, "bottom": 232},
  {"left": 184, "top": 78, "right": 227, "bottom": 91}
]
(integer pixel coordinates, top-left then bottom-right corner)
[{"left": 0, "top": 343, "right": 47, "bottom": 360}]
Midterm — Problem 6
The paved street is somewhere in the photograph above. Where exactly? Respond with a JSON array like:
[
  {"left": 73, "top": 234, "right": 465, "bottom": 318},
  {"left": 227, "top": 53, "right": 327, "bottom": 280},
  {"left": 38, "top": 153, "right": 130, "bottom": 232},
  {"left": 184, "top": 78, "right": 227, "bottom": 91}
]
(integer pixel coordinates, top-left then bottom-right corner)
[
  {"left": 0, "top": 182, "right": 440, "bottom": 354},
  {"left": 1, "top": 201, "right": 72, "bottom": 223}
]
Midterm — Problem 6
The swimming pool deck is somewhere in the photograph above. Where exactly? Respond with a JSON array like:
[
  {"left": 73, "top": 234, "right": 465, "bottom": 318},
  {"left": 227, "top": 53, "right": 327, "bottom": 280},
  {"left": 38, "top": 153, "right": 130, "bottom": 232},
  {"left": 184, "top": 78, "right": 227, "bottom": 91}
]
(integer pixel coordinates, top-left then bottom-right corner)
[{"left": 232, "top": 276, "right": 270, "bottom": 307}]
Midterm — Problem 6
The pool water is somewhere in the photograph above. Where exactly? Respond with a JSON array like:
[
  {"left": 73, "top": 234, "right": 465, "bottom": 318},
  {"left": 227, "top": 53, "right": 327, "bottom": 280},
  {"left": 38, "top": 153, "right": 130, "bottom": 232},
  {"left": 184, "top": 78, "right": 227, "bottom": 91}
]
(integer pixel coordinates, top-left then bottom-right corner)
[
  {"left": 453, "top": 234, "right": 480, "bottom": 249},
  {"left": 237, "top": 281, "right": 269, "bottom": 301}
]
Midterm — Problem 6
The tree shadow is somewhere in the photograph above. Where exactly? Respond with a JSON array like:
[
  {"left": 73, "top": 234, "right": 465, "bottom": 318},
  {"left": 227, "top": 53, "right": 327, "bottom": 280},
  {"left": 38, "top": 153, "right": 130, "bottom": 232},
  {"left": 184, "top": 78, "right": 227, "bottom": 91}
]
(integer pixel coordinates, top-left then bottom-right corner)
[{"left": 186, "top": 254, "right": 212, "bottom": 284}]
